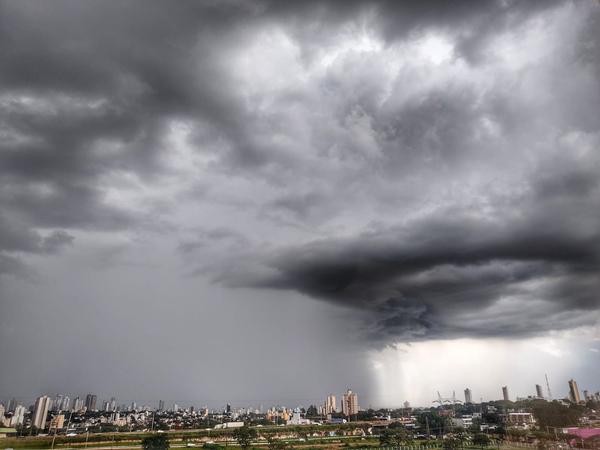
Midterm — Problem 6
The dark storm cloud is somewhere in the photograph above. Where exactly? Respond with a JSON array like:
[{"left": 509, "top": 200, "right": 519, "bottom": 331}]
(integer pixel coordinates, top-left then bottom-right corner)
[
  {"left": 1, "top": 0, "right": 599, "bottom": 351},
  {"left": 41, "top": 231, "right": 75, "bottom": 254},
  {"left": 177, "top": 227, "right": 249, "bottom": 255},
  {"left": 0, "top": 214, "right": 73, "bottom": 276},
  {"left": 0, "top": 1, "right": 226, "bottom": 272},
  {"left": 221, "top": 152, "right": 600, "bottom": 343},
  {"left": 229, "top": 201, "right": 600, "bottom": 344},
  {"left": 0, "top": 0, "right": 571, "bottom": 182},
  {"left": 0, "top": 215, "right": 73, "bottom": 255},
  {"left": 265, "top": 0, "right": 563, "bottom": 64},
  {"left": 0, "top": 1, "right": 287, "bottom": 272},
  {"left": 0, "top": 253, "right": 30, "bottom": 279}
]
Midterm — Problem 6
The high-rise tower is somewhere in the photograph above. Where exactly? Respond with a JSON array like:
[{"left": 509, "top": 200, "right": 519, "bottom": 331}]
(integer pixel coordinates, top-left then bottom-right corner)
[
  {"left": 536, "top": 384, "right": 544, "bottom": 399},
  {"left": 342, "top": 389, "right": 358, "bottom": 417},
  {"left": 85, "top": 394, "right": 97, "bottom": 411},
  {"left": 324, "top": 394, "right": 336, "bottom": 414},
  {"left": 464, "top": 388, "right": 472, "bottom": 404},
  {"left": 568, "top": 379, "right": 581, "bottom": 403},
  {"left": 32, "top": 395, "right": 51, "bottom": 430}
]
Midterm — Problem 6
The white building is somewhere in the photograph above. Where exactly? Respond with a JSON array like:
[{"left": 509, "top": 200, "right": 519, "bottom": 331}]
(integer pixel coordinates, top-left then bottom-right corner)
[
  {"left": 72, "top": 397, "right": 84, "bottom": 412},
  {"left": 287, "top": 409, "right": 311, "bottom": 426},
  {"left": 214, "top": 421, "right": 244, "bottom": 429},
  {"left": 342, "top": 390, "right": 359, "bottom": 417},
  {"left": 10, "top": 405, "right": 26, "bottom": 426},
  {"left": 32, "top": 396, "right": 52, "bottom": 430},
  {"left": 464, "top": 388, "right": 472, "bottom": 404},
  {"left": 506, "top": 412, "right": 536, "bottom": 429},
  {"left": 452, "top": 415, "right": 473, "bottom": 428},
  {"left": 324, "top": 395, "right": 336, "bottom": 414}
]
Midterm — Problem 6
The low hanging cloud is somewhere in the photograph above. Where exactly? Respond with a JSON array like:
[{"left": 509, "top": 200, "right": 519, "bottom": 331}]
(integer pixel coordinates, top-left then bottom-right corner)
[
  {"left": 211, "top": 131, "right": 600, "bottom": 344},
  {"left": 224, "top": 186, "right": 600, "bottom": 344}
]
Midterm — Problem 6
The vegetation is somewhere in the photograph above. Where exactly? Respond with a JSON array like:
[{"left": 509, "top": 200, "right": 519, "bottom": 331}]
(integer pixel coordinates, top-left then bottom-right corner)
[
  {"left": 531, "top": 401, "right": 584, "bottom": 428},
  {"left": 141, "top": 433, "right": 170, "bottom": 449},
  {"left": 443, "top": 436, "right": 463, "bottom": 450},
  {"left": 379, "top": 425, "right": 410, "bottom": 447},
  {"left": 3, "top": 400, "right": 597, "bottom": 450},
  {"left": 267, "top": 435, "right": 290, "bottom": 450},
  {"left": 232, "top": 425, "right": 258, "bottom": 449},
  {"left": 417, "top": 411, "right": 451, "bottom": 436},
  {"left": 472, "top": 433, "right": 491, "bottom": 447}
]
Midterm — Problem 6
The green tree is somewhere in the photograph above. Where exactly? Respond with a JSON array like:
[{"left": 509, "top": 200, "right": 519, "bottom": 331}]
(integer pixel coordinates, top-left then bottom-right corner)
[
  {"left": 532, "top": 401, "right": 584, "bottom": 428},
  {"left": 356, "top": 409, "right": 377, "bottom": 421},
  {"left": 141, "top": 434, "right": 170, "bottom": 450},
  {"left": 473, "top": 433, "right": 491, "bottom": 447},
  {"left": 202, "top": 444, "right": 223, "bottom": 450},
  {"left": 418, "top": 411, "right": 450, "bottom": 436},
  {"left": 469, "top": 418, "right": 483, "bottom": 433},
  {"left": 443, "top": 436, "right": 463, "bottom": 450},
  {"left": 267, "top": 435, "right": 289, "bottom": 450},
  {"left": 232, "top": 426, "right": 258, "bottom": 449},
  {"left": 379, "top": 426, "right": 410, "bottom": 447}
]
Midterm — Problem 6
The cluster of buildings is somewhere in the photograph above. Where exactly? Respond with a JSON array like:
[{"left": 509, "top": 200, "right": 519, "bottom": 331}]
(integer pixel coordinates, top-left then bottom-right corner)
[
  {"left": 1, "top": 377, "right": 599, "bottom": 436},
  {"left": 315, "top": 390, "right": 359, "bottom": 418},
  {"left": 0, "top": 388, "right": 362, "bottom": 434},
  {"left": 458, "top": 378, "right": 600, "bottom": 405},
  {"left": 258, "top": 390, "right": 361, "bottom": 426},
  {"left": 566, "top": 379, "right": 600, "bottom": 404}
]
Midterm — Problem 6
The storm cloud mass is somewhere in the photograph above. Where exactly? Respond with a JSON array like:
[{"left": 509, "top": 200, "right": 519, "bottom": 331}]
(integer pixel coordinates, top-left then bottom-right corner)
[{"left": 1, "top": 0, "right": 600, "bottom": 405}]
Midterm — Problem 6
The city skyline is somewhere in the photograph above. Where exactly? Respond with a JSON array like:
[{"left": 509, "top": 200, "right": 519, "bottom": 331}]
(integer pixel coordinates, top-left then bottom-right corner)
[
  {"left": 1, "top": 0, "right": 600, "bottom": 408},
  {"left": 3, "top": 374, "right": 599, "bottom": 412},
  {"left": 2, "top": 376, "right": 600, "bottom": 442}
]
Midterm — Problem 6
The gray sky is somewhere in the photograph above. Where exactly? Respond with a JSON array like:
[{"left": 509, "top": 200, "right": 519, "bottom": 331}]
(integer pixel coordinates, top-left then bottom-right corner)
[{"left": 1, "top": 0, "right": 599, "bottom": 408}]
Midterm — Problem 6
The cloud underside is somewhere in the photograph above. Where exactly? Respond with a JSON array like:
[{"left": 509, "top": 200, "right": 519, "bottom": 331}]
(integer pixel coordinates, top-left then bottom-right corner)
[
  {"left": 231, "top": 209, "right": 600, "bottom": 344},
  {"left": 1, "top": 0, "right": 600, "bottom": 345}
]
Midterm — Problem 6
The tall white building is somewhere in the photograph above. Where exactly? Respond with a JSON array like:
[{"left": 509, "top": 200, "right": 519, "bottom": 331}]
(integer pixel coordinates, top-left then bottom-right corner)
[
  {"left": 72, "top": 397, "right": 84, "bottom": 412},
  {"left": 568, "top": 379, "right": 581, "bottom": 403},
  {"left": 32, "top": 395, "right": 52, "bottom": 430},
  {"left": 52, "top": 394, "right": 71, "bottom": 411},
  {"left": 502, "top": 386, "right": 510, "bottom": 402},
  {"left": 11, "top": 405, "right": 26, "bottom": 426},
  {"left": 342, "top": 389, "right": 358, "bottom": 417},
  {"left": 536, "top": 384, "right": 544, "bottom": 399},
  {"left": 464, "top": 388, "right": 472, "bottom": 404},
  {"left": 52, "top": 395, "right": 62, "bottom": 412},
  {"left": 85, "top": 394, "right": 97, "bottom": 411},
  {"left": 324, "top": 394, "right": 336, "bottom": 414}
]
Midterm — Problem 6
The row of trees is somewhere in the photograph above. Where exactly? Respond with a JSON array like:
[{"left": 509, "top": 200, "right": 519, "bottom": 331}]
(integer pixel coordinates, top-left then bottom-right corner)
[
  {"left": 141, "top": 427, "right": 291, "bottom": 450},
  {"left": 378, "top": 422, "right": 492, "bottom": 448}
]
